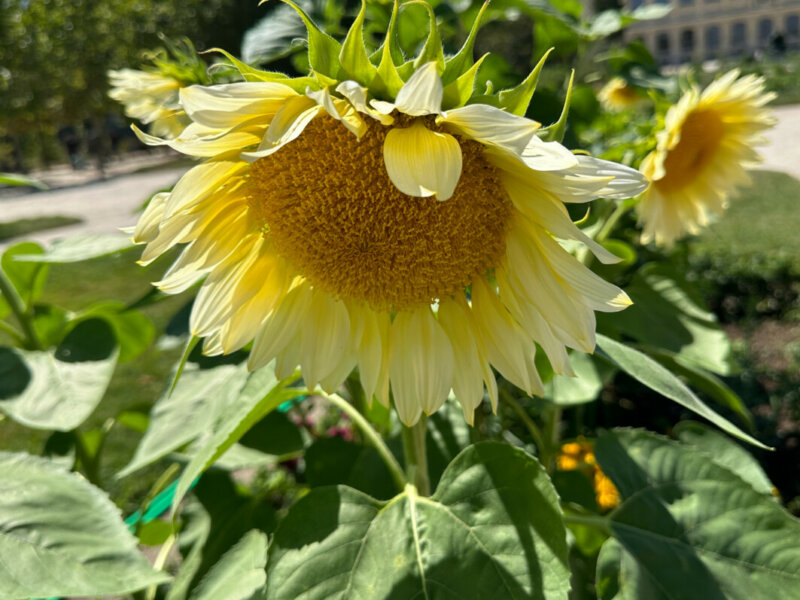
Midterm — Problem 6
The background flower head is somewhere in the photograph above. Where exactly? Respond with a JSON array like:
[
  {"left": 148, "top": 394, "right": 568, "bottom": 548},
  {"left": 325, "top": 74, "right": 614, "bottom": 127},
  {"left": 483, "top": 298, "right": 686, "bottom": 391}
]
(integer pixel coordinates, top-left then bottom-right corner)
[{"left": 637, "top": 70, "right": 776, "bottom": 247}]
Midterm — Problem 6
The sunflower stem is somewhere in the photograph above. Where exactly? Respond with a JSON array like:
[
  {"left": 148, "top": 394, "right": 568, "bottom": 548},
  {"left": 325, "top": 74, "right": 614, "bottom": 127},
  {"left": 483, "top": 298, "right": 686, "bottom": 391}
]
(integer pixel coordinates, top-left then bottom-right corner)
[
  {"left": 321, "top": 391, "right": 407, "bottom": 493},
  {"left": 0, "top": 266, "right": 41, "bottom": 350},
  {"left": 502, "top": 390, "right": 547, "bottom": 460},
  {"left": 563, "top": 513, "right": 612, "bottom": 535},
  {"left": 401, "top": 417, "right": 430, "bottom": 496}
]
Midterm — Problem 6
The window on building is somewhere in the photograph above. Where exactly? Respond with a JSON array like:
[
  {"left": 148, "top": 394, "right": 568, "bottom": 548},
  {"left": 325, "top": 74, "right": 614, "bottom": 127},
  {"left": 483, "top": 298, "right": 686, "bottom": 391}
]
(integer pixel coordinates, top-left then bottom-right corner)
[
  {"left": 680, "top": 29, "right": 695, "bottom": 54},
  {"left": 787, "top": 15, "right": 800, "bottom": 38},
  {"left": 630, "top": 0, "right": 643, "bottom": 9},
  {"left": 657, "top": 33, "right": 671, "bottom": 56},
  {"left": 758, "top": 18, "right": 773, "bottom": 44},
  {"left": 680, "top": 0, "right": 694, "bottom": 5},
  {"left": 731, "top": 22, "right": 747, "bottom": 50},
  {"left": 705, "top": 25, "right": 721, "bottom": 54}
]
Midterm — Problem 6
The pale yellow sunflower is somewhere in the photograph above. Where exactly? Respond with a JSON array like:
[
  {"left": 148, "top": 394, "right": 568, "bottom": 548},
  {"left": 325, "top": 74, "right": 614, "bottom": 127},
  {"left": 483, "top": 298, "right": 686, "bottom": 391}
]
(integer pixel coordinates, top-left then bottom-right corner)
[
  {"left": 108, "top": 69, "right": 189, "bottom": 138},
  {"left": 598, "top": 77, "right": 644, "bottom": 112},
  {"left": 638, "top": 70, "right": 775, "bottom": 246},
  {"left": 131, "top": 2, "right": 646, "bottom": 425}
]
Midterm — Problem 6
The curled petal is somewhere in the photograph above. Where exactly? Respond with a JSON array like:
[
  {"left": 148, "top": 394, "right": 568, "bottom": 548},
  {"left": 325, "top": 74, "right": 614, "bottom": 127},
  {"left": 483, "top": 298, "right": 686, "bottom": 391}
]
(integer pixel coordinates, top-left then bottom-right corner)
[{"left": 383, "top": 121, "right": 462, "bottom": 200}]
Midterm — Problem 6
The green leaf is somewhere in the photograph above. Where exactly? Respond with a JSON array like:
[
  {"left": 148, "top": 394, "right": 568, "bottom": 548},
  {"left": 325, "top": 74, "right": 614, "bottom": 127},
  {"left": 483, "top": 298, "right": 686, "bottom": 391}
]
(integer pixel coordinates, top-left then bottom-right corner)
[
  {"left": 673, "top": 421, "right": 774, "bottom": 496},
  {"left": 304, "top": 436, "right": 400, "bottom": 500},
  {"left": 12, "top": 232, "right": 134, "bottom": 263},
  {"left": 275, "top": 0, "right": 343, "bottom": 79},
  {"left": 596, "top": 429, "right": 800, "bottom": 600},
  {"left": 30, "top": 304, "right": 67, "bottom": 347},
  {"left": 190, "top": 530, "right": 267, "bottom": 600},
  {"left": 240, "top": 410, "right": 305, "bottom": 456},
  {"left": 426, "top": 395, "right": 471, "bottom": 487},
  {"left": 266, "top": 442, "right": 570, "bottom": 598},
  {"left": 598, "top": 263, "right": 734, "bottom": 374},
  {"left": 544, "top": 351, "right": 614, "bottom": 406},
  {"left": 119, "top": 361, "right": 249, "bottom": 477},
  {"left": 0, "top": 452, "right": 168, "bottom": 598},
  {"left": 2, "top": 242, "right": 48, "bottom": 309},
  {"left": 76, "top": 302, "right": 156, "bottom": 362},
  {"left": 595, "top": 334, "right": 767, "bottom": 449},
  {"left": 0, "top": 318, "right": 118, "bottom": 430},
  {"left": 171, "top": 364, "right": 303, "bottom": 514},
  {"left": 595, "top": 538, "right": 661, "bottom": 600},
  {"left": 339, "top": 0, "right": 378, "bottom": 85},
  {"left": 0, "top": 172, "right": 48, "bottom": 189},
  {"left": 495, "top": 48, "right": 552, "bottom": 116},
  {"left": 645, "top": 347, "right": 752, "bottom": 427}
]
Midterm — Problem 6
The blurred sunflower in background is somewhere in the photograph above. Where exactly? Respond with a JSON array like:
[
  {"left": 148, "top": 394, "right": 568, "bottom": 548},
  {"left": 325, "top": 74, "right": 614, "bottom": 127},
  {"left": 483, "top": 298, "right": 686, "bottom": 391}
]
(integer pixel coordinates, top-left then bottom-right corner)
[
  {"left": 598, "top": 76, "right": 644, "bottom": 112},
  {"left": 637, "top": 70, "right": 776, "bottom": 246},
  {"left": 131, "top": 1, "right": 647, "bottom": 425},
  {"left": 109, "top": 39, "right": 212, "bottom": 138}
]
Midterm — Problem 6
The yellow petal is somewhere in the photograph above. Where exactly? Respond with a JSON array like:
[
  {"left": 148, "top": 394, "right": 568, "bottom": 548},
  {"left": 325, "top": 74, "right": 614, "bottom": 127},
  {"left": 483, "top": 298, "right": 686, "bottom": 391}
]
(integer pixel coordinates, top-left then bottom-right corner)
[
  {"left": 389, "top": 306, "right": 454, "bottom": 425},
  {"left": 394, "top": 62, "right": 443, "bottom": 116},
  {"left": 438, "top": 104, "right": 539, "bottom": 154},
  {"left": 383, "top": 121, "right": 462, "bottom": 200},
  {"left": 180, "top": 82, "right": 297, "bottom": 129}
]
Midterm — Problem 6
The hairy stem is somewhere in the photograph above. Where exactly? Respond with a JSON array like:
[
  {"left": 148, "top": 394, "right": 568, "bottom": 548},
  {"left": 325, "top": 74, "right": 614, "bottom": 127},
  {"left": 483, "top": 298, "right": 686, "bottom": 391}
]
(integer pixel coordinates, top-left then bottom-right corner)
[
  {"left": 502, "top": 390, "right": 547, "bottom": 459},
  {"left": 401, "top": 417, "right": 430, "bottom": 497}
]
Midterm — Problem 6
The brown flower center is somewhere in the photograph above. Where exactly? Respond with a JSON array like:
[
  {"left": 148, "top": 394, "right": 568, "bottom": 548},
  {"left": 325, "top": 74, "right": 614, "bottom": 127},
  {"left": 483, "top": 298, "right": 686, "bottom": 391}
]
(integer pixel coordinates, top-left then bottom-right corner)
[
  {"left": 656, "top": 108, "right": 725, "bottom": 193},
  {"left": 247, "top": 115, "right": 512, "bottom": 310}
]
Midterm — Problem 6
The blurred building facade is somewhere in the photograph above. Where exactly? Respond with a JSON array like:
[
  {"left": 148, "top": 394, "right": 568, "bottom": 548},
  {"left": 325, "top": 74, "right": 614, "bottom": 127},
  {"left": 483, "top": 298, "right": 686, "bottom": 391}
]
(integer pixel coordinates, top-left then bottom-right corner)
[{"left": 623, "top": 0, "right": 800, "bottom": 63}]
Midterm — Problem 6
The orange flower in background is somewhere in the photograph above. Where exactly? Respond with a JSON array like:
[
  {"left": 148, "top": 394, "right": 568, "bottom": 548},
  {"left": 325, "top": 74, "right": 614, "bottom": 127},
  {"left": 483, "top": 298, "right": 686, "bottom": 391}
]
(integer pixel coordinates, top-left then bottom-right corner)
[{"left": 558, "top": 439, "right": 619, "bottom": 511}]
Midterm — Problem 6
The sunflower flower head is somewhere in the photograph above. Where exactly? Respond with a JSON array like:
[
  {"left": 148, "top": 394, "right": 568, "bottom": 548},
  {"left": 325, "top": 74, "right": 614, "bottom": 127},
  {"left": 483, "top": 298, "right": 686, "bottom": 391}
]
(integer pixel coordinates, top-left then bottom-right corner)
[
  {"left": 131, "top": 0, "right": 647, "bottom": 426},
  {"left": 637, "top": 69, "right": 776, "bottom": 246},
  {"left": 109, "top": 39, "right": 211, "bottom": 138},
  {"left": 598, "top": 77, "right": 644, "bottom": 112}
]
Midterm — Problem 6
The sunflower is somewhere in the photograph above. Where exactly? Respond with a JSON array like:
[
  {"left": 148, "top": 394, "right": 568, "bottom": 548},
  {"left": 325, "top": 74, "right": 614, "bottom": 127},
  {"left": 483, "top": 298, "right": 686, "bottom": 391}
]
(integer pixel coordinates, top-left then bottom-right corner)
[
  {"left": 598, "top": 77, "right": 644, "bottom": 112},
  {"left": 638, "top": 70, "right": 775, "bottom": 246},
  {"left": 108, "top": 69, "right": 189, "bottom": 138},
  {"left": 131, "top": 1, "right": 646, "bottom": 425}
]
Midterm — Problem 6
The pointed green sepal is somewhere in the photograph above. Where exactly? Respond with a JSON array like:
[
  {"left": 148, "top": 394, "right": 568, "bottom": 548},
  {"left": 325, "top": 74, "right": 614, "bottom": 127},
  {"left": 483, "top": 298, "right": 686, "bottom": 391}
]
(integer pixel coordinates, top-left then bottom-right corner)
[
  {"left": 312, "top": 70, "right": 339, "bottom": 88},
  {"left": 369, "top": 0, "right": 406, "bottom": 98},
  {"left": 540, "top": 69, "right": 574, "bottom": 143},
  {"left": 339, "top": 0, "right": 378, "bottom": 86},
  {"left": 496, "top": 48, "right": 553, "bottom": 116},
  {"left": 442, "top": 1, "right": 489, "bottom": 86},
  {"left": 442, "top": 53, "right": 488, "bottom": 109},
  {"left": 269, "top": 0, "right": 343, "bottom": 79},
  {"left": 206, "top": 48, "right": 319, "bottom": 93},
  {"left": 369, "top": 0, "right": 404, "bottom": 67},
  {"left": 406, "top": 1, "right": 445, "bottom": 72}
]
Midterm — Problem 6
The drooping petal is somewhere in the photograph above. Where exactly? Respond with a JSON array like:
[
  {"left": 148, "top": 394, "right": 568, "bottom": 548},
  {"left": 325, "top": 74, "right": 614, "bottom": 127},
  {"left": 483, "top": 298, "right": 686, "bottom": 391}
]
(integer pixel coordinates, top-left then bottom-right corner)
[
  {"left": 336, "top": 80, "right": 394, "bottom": 125},
  {"left": 298, "top": 288, "right": 351, "bottom": 389},
  {"left": 306, "top": 87, "right": 367, "bottom": 138},
  {"left": 394, "top": 62, "right": 443, "bottom": 116},
  {"left": 241, "top": 96, "right": 323, "bottom": 161},
  {"left": 389, "top": 306, "right": 454, "bottom": 425},
  {"left": 383, "top": 121, "right": 462, "bottom": 200},
  {"left": 180, "top": 82, "right": 298, "bottom": 129},
  {"left": 438, "top": 103, "right": 539, "bottom": 154},
  {"left": 438, "top": 297, "right": 486, "bottom": 424},
  {"left": 248, "top": 281, "right": 313, "bottom": 371},
  {"left": 131, "top": 192, "right": 168, "bottom": 244}
]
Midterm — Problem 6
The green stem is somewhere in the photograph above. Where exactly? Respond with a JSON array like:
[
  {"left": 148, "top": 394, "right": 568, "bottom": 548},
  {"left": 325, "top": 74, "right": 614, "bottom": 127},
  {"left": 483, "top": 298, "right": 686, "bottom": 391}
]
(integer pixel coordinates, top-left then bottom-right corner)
[
  {"left": 401, "top": 416, "right": 431, "bottom": 496},
  {"left": 0, "top": 319, "right": 24, "bottom": 343},
  {"left": 540, "top": 404, "right": 563, "bottom": 473},
  {"left": 502, "top": 390, "right": 547, "bottom": 458},
  {"left": 321, "top": 391, "right": 407, "bottom": 493},
  {"left": 563, "top": 513, "right": 612, "bottom": 535},
  {"left": 583, "top": 202, "right": 631, "bottom": 268},
  {"left": 0, "top": 267, "right": 40, "bottom": 349},
  {"left": 73, "top": 431, "right": 100, "bottom": 485}
]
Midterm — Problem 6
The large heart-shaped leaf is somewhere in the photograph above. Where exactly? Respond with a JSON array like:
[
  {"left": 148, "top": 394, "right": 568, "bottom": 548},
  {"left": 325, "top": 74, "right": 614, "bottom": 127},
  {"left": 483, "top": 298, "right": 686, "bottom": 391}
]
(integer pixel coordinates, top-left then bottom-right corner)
[
  {"left": 0, "top": 318, "right": 118, "bottom": 430},
  {"left": 266, "top": 442, "right": 570, "bottom": 599},
  {"left": 0, "top": 452, "right": 168, "bottom": 599},
  {"left": 595, "top": 429, "right": 800, "bottom": 600},
  {"left": 1, "top": 242, "right": 48, "bottom": 318}
]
